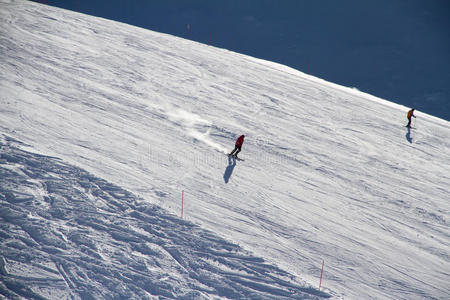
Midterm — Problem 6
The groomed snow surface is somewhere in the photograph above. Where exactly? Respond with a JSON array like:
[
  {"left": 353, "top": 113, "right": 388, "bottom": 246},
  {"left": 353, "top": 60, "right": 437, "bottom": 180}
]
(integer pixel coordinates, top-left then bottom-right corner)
[{"left": 1, "top": 1, "right": 449, "bottom": 299}]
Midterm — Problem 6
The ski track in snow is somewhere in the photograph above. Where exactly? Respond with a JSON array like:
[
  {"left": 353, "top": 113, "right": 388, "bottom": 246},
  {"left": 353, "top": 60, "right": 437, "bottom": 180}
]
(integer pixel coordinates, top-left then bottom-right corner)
[
  {"left": 1, "top": 1, "right": 450, "bottom": 299},
  {"left": 0, "top": 137, "right": 328, "bottom": 299}
]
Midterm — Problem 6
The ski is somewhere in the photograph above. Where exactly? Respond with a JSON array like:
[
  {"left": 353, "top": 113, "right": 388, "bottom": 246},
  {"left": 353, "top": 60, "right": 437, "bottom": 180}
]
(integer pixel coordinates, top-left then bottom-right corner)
[{"left": 226, "top": 153, "right": 244, "bottom": 161}]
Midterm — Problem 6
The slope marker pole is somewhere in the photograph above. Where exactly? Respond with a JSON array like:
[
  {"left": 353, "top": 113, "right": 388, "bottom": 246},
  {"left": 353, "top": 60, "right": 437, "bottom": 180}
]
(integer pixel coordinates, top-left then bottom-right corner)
[
  {"left": 319, "top": 259, "right": 325, "bottom": 289},
  {"left": 181, "top": 190, "right": 184, "bottom": 218}
]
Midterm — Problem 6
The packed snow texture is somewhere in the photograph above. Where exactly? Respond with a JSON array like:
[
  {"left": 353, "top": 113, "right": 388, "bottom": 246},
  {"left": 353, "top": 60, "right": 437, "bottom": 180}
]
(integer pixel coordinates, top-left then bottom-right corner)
[
  {"left": 1, "top": 1, "right": 449, "bottom": 299},
  {"left": 0, "top": 136, "right": 328, "bottom": 299}
]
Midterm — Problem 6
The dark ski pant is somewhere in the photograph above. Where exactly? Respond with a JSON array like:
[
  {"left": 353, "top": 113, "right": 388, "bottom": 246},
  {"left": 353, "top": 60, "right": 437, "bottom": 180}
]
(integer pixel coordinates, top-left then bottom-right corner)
[
  {"left": 407, "top": 117, "right": 412, "bottom": 127},
  {"left": 230, "top": 146, "right": 241, "bottom": 157}
]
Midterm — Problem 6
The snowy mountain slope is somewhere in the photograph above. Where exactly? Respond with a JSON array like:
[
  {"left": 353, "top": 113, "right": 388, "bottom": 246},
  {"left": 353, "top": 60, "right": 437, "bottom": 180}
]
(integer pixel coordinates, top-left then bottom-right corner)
[
  {"left": 0, "top": 136, "right": 328, "bottom": 299},
  {"left": 1, "top": 1, "right": 449, "bottom": 299},
  {"left": 48, "top": 0, "right": 450, "bottom": 122}
]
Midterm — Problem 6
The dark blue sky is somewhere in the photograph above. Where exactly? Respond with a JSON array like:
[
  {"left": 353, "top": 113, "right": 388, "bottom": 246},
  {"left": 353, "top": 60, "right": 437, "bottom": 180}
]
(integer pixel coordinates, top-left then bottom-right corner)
[{"left": 39, "top": 0, "right": 449, "bottom": 120}]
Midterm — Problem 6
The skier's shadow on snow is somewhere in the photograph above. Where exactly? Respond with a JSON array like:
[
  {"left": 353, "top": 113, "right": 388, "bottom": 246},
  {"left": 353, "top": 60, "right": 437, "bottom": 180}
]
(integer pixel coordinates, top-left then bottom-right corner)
[
  {"left": 223, "top": 155, "right": 236, "bottom": 183},
  {"left": 406, "top": 127, "right": 413, "bottom": 143}
]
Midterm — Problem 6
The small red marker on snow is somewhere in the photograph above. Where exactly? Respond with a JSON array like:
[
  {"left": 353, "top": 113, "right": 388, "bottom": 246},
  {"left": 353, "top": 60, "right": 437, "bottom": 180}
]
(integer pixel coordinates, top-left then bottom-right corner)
[
  {"left": 181, "top": 190, "right": 184, "bottom": 218},
  {"left": 319, "top": 259, "right": 324, "bottom": 289}
]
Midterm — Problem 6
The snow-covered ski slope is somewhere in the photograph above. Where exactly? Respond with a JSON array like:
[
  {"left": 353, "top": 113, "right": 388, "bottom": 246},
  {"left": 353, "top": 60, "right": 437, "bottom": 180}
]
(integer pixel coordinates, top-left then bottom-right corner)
[{"left": 1, "top": 1, "right": 449, "bottom": 299}]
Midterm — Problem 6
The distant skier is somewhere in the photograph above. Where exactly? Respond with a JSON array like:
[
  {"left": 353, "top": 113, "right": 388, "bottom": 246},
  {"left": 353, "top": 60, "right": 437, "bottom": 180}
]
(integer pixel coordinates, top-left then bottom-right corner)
[
  {"left": 229, "top": 134, "right": 245, "bottom": 158},
  {"left": 406, "top": 108, "right": 416, "bottom": 128}
]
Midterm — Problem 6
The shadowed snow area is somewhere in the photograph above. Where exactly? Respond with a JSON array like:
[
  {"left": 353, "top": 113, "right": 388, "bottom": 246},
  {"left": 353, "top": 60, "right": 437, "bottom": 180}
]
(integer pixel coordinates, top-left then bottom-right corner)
[
  {"left": 1, "top": 1, "right": 450, "bottom": 299},
  {"left": 0, "top": 136, "right": 328, "bottom": 299}
]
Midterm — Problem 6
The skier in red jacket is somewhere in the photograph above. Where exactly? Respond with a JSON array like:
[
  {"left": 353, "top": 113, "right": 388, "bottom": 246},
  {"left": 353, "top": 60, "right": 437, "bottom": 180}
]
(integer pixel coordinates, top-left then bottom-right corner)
[{"left": 229, "top": 135, "right": 245, "bottom": 158}]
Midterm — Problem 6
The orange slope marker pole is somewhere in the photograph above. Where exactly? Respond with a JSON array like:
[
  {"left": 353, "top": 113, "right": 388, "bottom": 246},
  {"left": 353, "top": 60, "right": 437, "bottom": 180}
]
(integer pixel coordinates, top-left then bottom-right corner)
[{"left": 319, "top": 259, "right": 324, "bottom": 289}]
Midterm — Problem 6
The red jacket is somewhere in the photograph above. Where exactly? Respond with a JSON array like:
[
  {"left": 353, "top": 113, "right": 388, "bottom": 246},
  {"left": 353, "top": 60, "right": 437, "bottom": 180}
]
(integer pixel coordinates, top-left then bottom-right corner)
[{"left": 235, "top": 135, "right": 245, "bottom": 147}]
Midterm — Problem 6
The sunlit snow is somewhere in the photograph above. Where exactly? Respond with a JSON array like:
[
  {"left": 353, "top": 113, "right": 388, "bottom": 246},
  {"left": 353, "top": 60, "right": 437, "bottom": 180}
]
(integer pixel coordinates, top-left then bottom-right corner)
[{"left": 1, "top": 1, "right": 449, "bottom": 299}]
